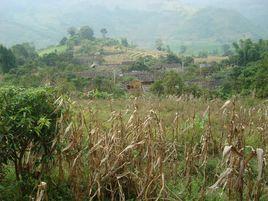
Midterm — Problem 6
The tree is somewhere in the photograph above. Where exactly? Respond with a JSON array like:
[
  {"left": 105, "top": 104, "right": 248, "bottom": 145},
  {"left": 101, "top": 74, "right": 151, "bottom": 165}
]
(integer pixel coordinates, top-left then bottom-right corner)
[
  {"left": 0, "top": 87, "right": 67, "bottom": 195},
  {"left": 128, "top": 57, "right": 150, "bottom": 72},
  {"left": 67, "top": 27, "right": 76, "bottom": 37},
  {"left": 79, "top": 26, "right": 94, "bottom": 40},
  {"left": 254, "top": 56, "right": 268, "bottom": 98},
  {"left": 220, "top": 39, "right": 268, "bottom": 98},
  {"left": 59, "top": 37, "right": 68, "bottom": 45},
  {"left": 67, "top": 35, "right": 81, "bottom": 47},
  {"left": 41, "top": 52, "right": 58, "bottom": 66},
  {"left": 155, "top": 39, "right": 164, "bottom": 51},
  {"left": 11, "top": 43, "right": 37, "bottom": 65},
  {"left": 198, "top": 51, "right": 208, "bottom": 58},
  {"left": 232, "top": 39, "right": 262, "bottom": 66},
  {"left": 166, "top": 45, "right": 171, "bottom": 53},
  {"left": 222, "top": 44, "right": 231, "bottom": 56},
  {"left": 183, "top": 56, "right": 194, "bottom": 66},
  {"left": 79, "top": 40, "right": 96, "bottom": 54},
  {"left": 179, "top": 45, "right": 187, "bottom": 54},
  {"left": 0, "top": 45, "right": 16, "bottom": 73},
  {"left": 184, "top": 84, "right": 203, "bottom": 98},
  {"left": 163, "top": 71, "right": 184, "bottom": 95},
  {"left": 150, "top": 80, "right": 164, "bottom": 96},
  {"left": 100, "top": 28, "right": 108, "bottom": 38},
  {"left": 165, "top": 52, "right": 181, "bottom": 64},
  {"left": 121, "top": 38, "right": 129, "bottom": 47},
  {"left": 151, "top": 71, "right": 184, "bottom": 96}
]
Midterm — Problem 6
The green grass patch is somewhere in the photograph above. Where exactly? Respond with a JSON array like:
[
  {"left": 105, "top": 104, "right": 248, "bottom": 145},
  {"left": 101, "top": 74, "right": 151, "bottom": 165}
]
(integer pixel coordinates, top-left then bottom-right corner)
[{"left": 38, "top": 45, "right": 67, "bottom": 56}]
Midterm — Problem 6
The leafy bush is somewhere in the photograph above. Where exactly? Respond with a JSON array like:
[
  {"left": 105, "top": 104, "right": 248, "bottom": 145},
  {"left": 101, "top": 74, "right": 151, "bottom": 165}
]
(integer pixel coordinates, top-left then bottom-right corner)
[
  {"left": 164, "top": 52, "right": 182, "bottom": 64},
  {"left": 0, "top": 45, "right": 17, "bottom": 73},
  {"left": 151, "top": 71, "right": 184, "bottom": 96},
  {"left": 128, "top": 57, "right": 150, "bottom": 72},
  {"left": 0, "top": 86, "right": 65, "bottom": 196},
  {"left": 127, "top": 56, "right": 157, "bottom": 72},
  {"left": 150, "top": 80, "right": 164, "bottom": 96},
  {"left": 184, "top": 84, "right": 203, "bottom": 98},
  {"left": 183, "top": 56, "right": 194, "bottom": 66},
  {"left": 11, "top": 43, "right": 38, "bottom": 66},
  {"left": 87, "top": 89, "right": 112, "bottom": 99},
  {"left": 220, "top": 56, "right": 268, "bottom": 98}
]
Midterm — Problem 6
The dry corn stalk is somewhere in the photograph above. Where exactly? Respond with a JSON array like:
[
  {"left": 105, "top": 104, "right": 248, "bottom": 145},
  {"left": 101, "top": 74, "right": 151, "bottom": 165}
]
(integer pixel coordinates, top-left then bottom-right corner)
[
  {"left": 210, "top": 145, "right": 265, "bottom": 200},
  {"left": 35, "top": 182, "right": 48, "bottom": 201},
  {"left": 48, "top": 97, "right": 267, "bottom": 201}
]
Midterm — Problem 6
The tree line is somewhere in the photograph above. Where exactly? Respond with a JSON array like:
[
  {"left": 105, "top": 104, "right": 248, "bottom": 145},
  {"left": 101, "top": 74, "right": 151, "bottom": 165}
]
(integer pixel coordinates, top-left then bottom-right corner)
[{"left": 0, "top": 36, "right": 267, "bottom": 98}]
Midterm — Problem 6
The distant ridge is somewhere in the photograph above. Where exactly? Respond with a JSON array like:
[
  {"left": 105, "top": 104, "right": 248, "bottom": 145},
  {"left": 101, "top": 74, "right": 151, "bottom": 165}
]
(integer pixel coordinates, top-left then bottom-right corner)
[{"left": 0, "top": 0, "right": 267, "bottom": 53}]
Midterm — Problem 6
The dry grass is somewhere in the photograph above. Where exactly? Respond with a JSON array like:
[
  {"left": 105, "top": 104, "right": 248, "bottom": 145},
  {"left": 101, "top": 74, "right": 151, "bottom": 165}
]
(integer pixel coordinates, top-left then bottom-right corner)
[
  {"left": 103, "top": 47, "right": 166, "bottom": 65},
  {"left": 194, "top": 56, "right": 228, "bottom": 64},
  {"left": 33, "top": 96, "right": 267, "bottom": 200}
]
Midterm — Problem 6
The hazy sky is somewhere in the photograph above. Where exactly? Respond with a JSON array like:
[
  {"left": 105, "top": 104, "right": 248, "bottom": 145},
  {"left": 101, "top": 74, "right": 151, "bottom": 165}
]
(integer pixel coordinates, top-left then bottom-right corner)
[
  {"left": 74, "top": 0, "right": 268, "bottom": 12},
  {"left": 89, "top": 0, "right": 267, "bottom": 7},
  {"left": 90, "top": 0, "right": 179, "bottom": 9},
  {"left": 2, "top": 0, "right": 267, "bottom": 11}
]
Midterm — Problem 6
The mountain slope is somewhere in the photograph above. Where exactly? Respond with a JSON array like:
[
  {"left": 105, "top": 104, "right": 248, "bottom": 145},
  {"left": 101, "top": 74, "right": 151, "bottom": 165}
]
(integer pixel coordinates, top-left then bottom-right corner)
[
  {"left": 0, "top": 0, "right": 267, "bottom": 53},
  {"left": 177, "top": 8, "right": 265, "bottom": 41}
]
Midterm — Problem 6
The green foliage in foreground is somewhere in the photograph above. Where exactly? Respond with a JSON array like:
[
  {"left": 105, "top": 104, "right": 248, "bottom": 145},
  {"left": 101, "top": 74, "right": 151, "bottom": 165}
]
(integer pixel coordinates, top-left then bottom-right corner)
[{"left": 0, "top": 86, "right": 64, "bottom": 199}]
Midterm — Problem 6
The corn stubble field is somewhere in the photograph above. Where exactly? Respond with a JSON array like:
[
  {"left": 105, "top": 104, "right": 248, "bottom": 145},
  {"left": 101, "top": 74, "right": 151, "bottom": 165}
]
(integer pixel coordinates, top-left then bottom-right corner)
[{"left": 21, "top": 97, "right": 268, "bottom": 200}]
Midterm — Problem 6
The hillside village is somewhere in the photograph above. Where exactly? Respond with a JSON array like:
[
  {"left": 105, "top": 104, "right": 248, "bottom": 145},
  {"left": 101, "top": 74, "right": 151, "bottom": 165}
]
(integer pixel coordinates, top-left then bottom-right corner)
[
  {"left": 39, "top": 34, "right": 228, "bottom": 94},
  {"left": 2, "top": 24, "right": 266, "bottom": 100},
  {"left": 1, "top": 1, "right": 268, "bottom": 200}
]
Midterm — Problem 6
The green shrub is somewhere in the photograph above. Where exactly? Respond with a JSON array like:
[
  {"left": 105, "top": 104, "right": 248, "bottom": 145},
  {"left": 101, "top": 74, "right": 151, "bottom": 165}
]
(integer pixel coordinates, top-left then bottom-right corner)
[
  {"left": 0, "top": 86, "right": 65, "bottom": 197},
  {"left": 150, "top": 80, "right": 164, "bottom": 96},
  {"left": 150, "top": 71, "right": 185, "bottom": 96},
  {"left": 184, "top": 84, "right": 203, "bottom": 98},
  {"left": 87, "top": 89, "right": 112, "bottom": 99}
]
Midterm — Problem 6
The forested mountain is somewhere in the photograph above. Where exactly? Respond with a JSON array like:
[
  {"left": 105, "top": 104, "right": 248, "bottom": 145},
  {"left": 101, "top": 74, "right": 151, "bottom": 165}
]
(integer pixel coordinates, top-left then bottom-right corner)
[{"left": 0, "top": 0, "right": 267, "bottom": 52}]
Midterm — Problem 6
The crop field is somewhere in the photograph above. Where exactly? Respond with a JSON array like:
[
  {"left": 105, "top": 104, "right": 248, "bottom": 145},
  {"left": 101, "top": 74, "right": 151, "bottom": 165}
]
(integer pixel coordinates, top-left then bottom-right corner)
[
  {"left": 194, "top": 56, "right": 228, "bottom": 64},
  {"left": 2, "top": 96, "right": 267, "bottom": 201},
  {"left": 38, "top": 45, "right": 67, "bottom": 56},
  {"left": 103, "top": 47, "right": 167, "bottom": 65}
]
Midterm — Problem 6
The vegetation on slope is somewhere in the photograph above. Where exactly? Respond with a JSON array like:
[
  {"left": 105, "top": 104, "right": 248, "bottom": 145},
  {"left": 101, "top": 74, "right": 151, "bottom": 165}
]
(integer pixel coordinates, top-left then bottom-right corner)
[{"left": 1, "top": 27, "right": 268, "bottom": 99}]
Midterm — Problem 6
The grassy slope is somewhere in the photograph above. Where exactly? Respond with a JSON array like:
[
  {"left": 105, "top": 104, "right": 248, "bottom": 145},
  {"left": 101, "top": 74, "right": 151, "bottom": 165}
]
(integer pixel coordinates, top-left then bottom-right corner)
[
  {"left": 38, "top": 45, "right": 67, "bottom": 56},
  {"left": 38, "top": 41, "right": 227, "bottom": 67}
]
